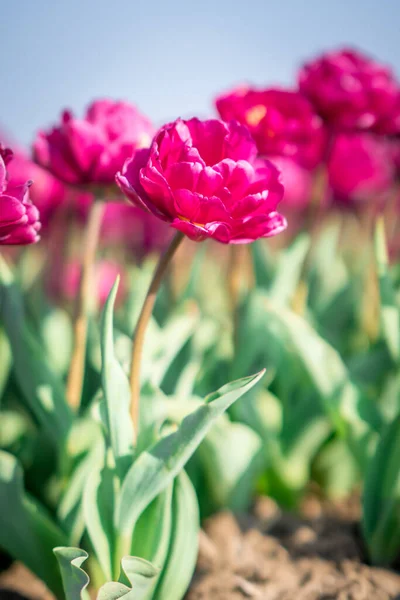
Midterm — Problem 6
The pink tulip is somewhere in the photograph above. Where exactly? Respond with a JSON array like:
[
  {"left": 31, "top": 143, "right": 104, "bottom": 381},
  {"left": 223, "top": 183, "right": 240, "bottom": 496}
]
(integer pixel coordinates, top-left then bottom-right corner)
[
  {"left": 116, "top": 118, "right": 286, "bottom": 244},
  {"left": 61, "top": 260, "right": 125, "bottom": 306},
  {"left": 328, "top": 133, "right": 395, "bottom": 206},
  {"left": 299, "top": 48, "right": 399, "bottom": 132},
  {"left": 7, "top": 149, "right": 66, "bottom": 227},
  {"left": 33, "top": 99, "right": 154, "bottom": 186},
  {"left": 215, "top": 87, "right": 326, "bottom": 169},
  {"left": 0, "top": 145, "right": 41, "bottom": 245}
]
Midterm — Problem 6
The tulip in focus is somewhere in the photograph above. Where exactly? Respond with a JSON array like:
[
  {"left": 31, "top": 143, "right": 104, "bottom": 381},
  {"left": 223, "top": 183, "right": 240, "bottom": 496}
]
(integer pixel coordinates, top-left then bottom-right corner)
[
  {"left": 34, "top": 99, "right": 154, "bottom": 187},
  {"left": 299, "top": 48, "right": 399, "bottom": 132},
  {"left": 215, "top": 87, "right": 326, "bottom": 169},
  {"left": 116, "top": 118, "right": 286, "bottom": 244},
  {"left": 328, "top": 133, "right": 395, "bottom": 207},
  {"left": 0, "top": 144, "right": 41, "bottom": 245}
]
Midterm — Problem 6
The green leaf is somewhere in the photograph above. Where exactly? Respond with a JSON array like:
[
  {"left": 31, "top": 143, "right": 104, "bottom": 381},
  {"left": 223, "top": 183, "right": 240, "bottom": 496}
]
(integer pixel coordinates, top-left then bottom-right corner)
[
  {"left": 362, "top": 412, "right": 400, "bottom": 565},
  {"left": 0, "top": 257, "right": 72, "bottom": 448},
  {"left": 374, "top": 217, "right": 400, "bottom": 363},
  {"left": 155, "top": 471, "right": 199, "bottom": 600},
  {"left": 83, "top": 444, "right": 116, "bottom": 581},
  {"left": 58, "top": 441, "right": 102, "bottom": 546},
  {"left": 240, "top": 293, "right": 382, "bottom": 468},
  {"left": 0, "top": 325, "right": 11, "bottom": 399},
  {"left": 0, "top": 451, "right": 66, "bottom": 597},
  {"left": 53, "top": 547, "right": 90, "bottom": 600},
  {"left": 100, "top": 278, "right": 134, "bottom": 479},
  {"left": 54, "top": 549, "right": 159, "bottom": 600},
  {"left": 115, "top": 371, "right": 265, "bottom": 555},
  {"left": 99, "top": 556, "right": 159, "bottom": 600},
  {"left": 42, "top": 307, "right": 73, "bottom": 376},
  {"left": 130, "top": 485, "right": 173, "bottom": 571},
  {"left": 199, "top": 417, "right": 263, "bottom": 511},
  {"left": 269, "top": 233, "right": 310, "bottom": 306}
]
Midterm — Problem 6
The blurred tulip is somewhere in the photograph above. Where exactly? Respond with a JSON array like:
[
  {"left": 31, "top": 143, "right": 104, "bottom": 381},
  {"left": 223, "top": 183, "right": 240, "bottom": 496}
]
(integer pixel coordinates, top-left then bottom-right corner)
[
  {"left": 299, "top": 48, "right": 399, "bottom": 132},
  {"left": 34, "top": 99, "right": 154, "bottom": 187},
  {"left": 328, "top": 133, "right": 395, "bottom": 207},
  {"left": 216, "top": 87, "right": 326, "bottom": 168},
  {"left": 0, "top": 145, "right": 41, "bottom": 245}
]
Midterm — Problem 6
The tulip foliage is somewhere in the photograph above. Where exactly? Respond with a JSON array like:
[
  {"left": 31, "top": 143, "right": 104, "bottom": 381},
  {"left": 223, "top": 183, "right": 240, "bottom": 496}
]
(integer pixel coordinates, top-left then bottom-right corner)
[{"left": 2, "top": 44, "right": 400, "bottom": 600}]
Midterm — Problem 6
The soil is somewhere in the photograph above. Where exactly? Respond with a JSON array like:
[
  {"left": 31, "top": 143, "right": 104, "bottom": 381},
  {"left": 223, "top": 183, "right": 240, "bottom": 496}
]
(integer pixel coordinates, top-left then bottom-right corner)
[
  {"left": 186, "top": 495, "right": 400, "bottom": 600},
  {"left": 1, "top": 495, "right": 400, "bottom": 600}
]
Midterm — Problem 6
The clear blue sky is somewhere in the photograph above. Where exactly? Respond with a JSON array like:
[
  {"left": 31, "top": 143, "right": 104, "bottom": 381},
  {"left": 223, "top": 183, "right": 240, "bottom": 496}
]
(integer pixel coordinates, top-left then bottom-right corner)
[{"left": 1, "top": 0, "right": 399, "bottom": 146}]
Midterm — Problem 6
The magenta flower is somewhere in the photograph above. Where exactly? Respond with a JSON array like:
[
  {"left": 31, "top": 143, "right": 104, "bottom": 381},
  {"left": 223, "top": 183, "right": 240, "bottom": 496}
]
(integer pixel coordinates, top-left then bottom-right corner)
[
  {"left": 116, "top": 118, "right": 286, "bottom": 244},
  {"left": 215, "top": 87, "right": 326, "bottom": 169},
  {"left": 33, "top": 99, "right": 154, "bottom": 186},
  {"left": 269, "top": 156, "right": 313, "bottom": 210},
  {"left": 61, "top": 260, "right": 126, "bottom": 306},
  {"left": 298, "top": 48, "right": 399, "bottom": 132},
  {"left": 328, "top": 133, "right": 394, "bottom": 206},
  {"left": 7, "top": 149, "right": 66, "bottom": 228},
  {"left": 0, "top": 145, "right": 41, "bottom": 245}
]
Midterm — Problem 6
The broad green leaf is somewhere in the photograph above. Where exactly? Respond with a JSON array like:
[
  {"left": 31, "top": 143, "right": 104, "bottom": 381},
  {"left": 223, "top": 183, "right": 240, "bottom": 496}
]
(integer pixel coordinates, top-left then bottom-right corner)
[
  {"left": 53, "top": 547, "right": 90, "bottom": 600},
  {"left": 55, "top": 549, "right": 159, "bottom": 600},
  {"left": 155, "top": 471, "right": 199, "bottom": 600},
  {"left": 83, "top": 444, "right": 116, "bottom": 581},
  {"left": 99, "top": 556, "right": 159, "bottom": 600},
  {"left": 115, "top": 371, "right": 265, "bottom": 555},
  {"left": 199, "top": 417, "right": 263, "bottom": 511},
  {"left": 362, "top": 412, "right": 400, "bottom": 565},
  {"left": 0, "top": 257, "right": 72, "bottom": 448},
  {"left": 130, "top": 485, "right": 173, "bottom": 567},
  {"left": 240, "top": 293, "right": 382, "bottom": 468},
  {"left": 269, "top": 233, "right": 310, "bottom": 306},
  {"left": 58, "top": 441, "right": 102, "bottom": 546},
  {"left": 42, "top": 307, "right": 73, "bottom": 376},
  {"left": 374, "top": 218, "right": 400, "bottom": 363},
  {"left": 0, "top": 451, "right": 66, "bottom": 597},
  {"left": 100, "top": 278, "right": 134, "bottom": 479}
]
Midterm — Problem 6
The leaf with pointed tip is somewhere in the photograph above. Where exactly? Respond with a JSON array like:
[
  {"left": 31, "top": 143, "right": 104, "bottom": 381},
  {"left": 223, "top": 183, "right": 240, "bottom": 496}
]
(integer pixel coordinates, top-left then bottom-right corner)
[
  {"left": 116, "top": 371, "right": 265, "bottom": 553},
  {"left": 100, "top": 278, "right": 134, "bottom": 479}
]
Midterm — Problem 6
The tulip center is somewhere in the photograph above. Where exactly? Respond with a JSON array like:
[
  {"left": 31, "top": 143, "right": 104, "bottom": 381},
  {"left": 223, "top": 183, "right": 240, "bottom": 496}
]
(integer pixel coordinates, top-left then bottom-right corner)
[
  {"left": 246, "top": 105, "right": 267, "bottom": 127},
  {"left": 179, "top": 215, "right": 205, "bottom": 228}
]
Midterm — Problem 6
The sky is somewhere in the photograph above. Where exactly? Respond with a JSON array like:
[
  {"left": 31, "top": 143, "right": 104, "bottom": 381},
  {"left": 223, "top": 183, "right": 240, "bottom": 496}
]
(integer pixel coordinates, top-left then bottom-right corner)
[{"left": 1, "top": 0, "right": 399, "bottom": 147}]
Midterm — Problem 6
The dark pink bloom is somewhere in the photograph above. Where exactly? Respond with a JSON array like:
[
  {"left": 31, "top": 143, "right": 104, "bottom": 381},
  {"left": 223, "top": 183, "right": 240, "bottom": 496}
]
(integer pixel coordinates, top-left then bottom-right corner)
[
  {"left": 269, "top": 156, "right": 313, "bottom": 210},
  {"left": 328, "top": 133, "right": 395, "bottom": 206},
  {"left": 7, "top": 149, "right": 66, "bottom": 227},
  {"left": 62, "top": 260, "right": 126, "bottom": 306},
  {"left": 298, "top": 48, "right": 399, "bottom": 132},
  {"left": 215, "top": 87, "right": 326, "bottom": 169},
  {"left": 0, "top": 145, "right": 41, "bottom": 245},
  {"left": 33, "top": 99, "right": 154, "bottom": 186},
  {"left": 116, "top": 118, "right": 286, "bottom": 244}
]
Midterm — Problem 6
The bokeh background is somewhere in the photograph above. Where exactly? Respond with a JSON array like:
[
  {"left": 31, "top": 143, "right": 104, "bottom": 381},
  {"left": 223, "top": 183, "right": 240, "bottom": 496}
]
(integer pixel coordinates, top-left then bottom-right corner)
[{"left": 2, "top": 0, "right": 399, "bottom": 144}]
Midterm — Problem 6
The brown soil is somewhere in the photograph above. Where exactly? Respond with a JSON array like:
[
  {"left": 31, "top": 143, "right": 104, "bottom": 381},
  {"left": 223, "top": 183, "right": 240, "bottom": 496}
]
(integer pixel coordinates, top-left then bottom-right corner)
[
  {"left": 186, "top": 496, "right": 400, "bottom": 600},
  {"left": 1, "top": 496, "right": 400, "bottom": 600}
]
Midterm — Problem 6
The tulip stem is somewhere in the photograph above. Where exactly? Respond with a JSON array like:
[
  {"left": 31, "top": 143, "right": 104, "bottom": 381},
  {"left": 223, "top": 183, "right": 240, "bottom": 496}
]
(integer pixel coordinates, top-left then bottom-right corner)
[
  {"left": 228, "top": 245, "right": 246, "bottom": 347},
  {"left": 66, "top": 199, "right": 105, "bottom": 410},
  {"left": 129, "top": 231, "right": 184, "bottom": 439}
]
